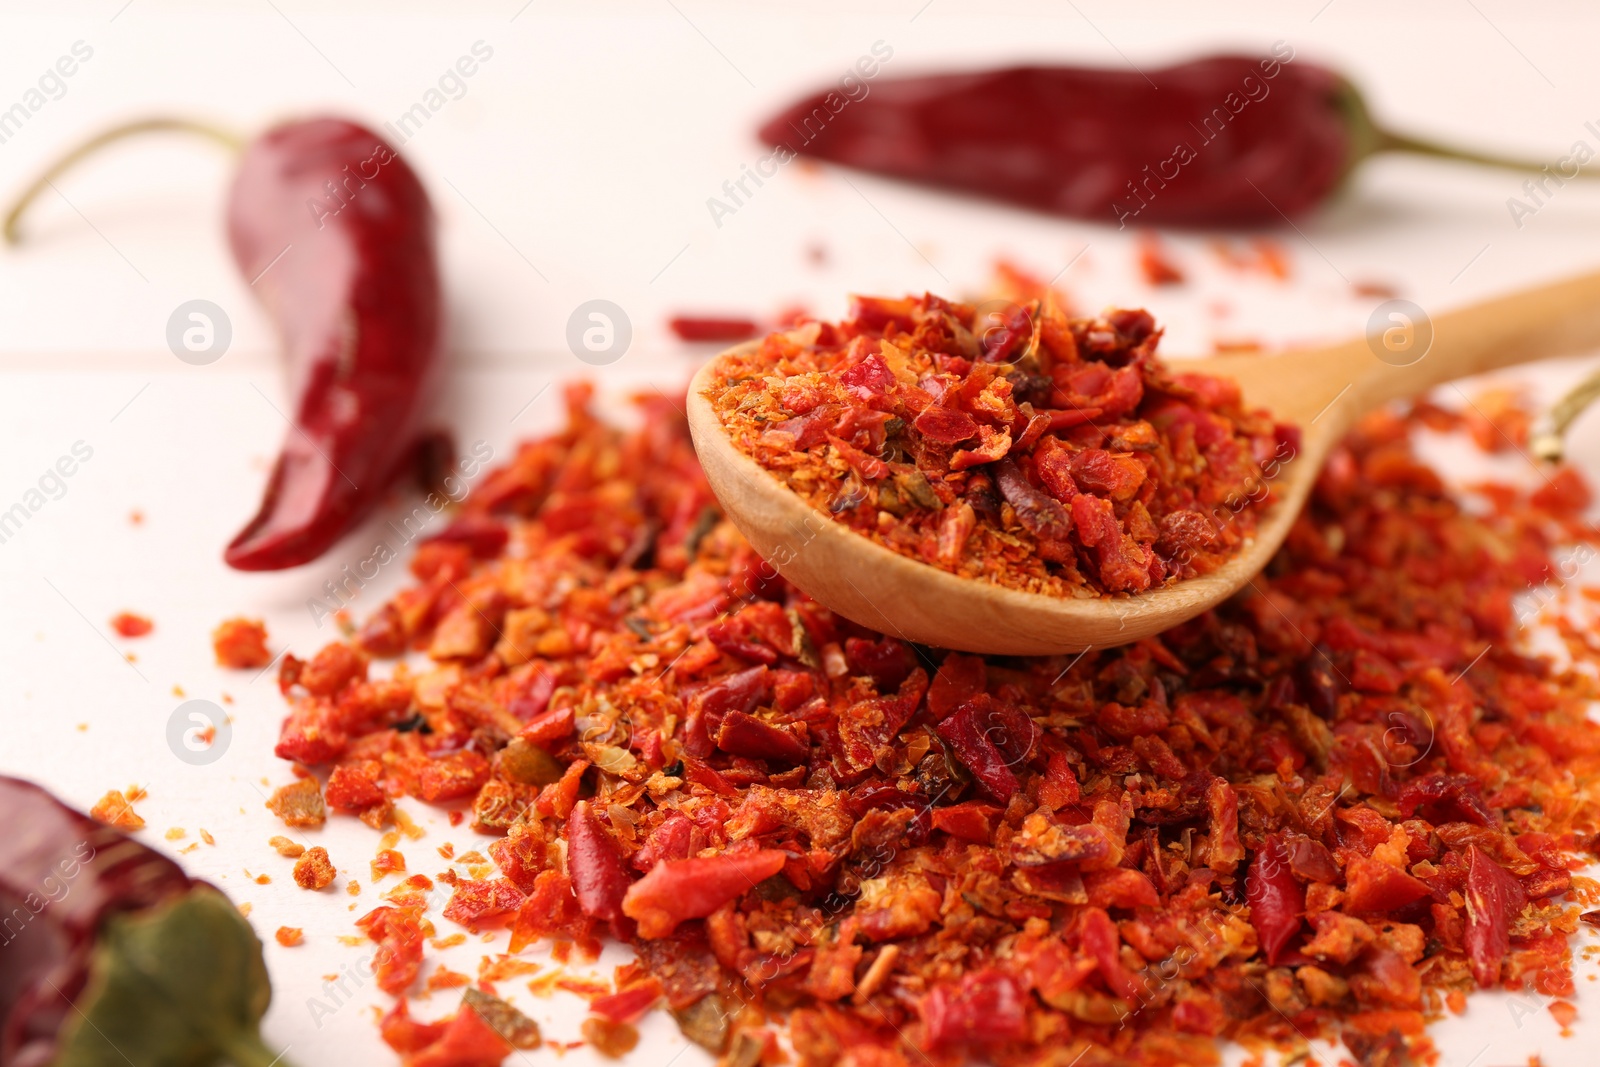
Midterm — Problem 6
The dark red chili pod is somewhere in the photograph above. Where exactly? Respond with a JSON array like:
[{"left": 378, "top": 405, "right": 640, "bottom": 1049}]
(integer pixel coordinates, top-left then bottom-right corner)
[
  {"left": 2, "top": 116, "right": 443, "bottom": 572},
  {"left": 760, "top": 53, "right": 1582, "bottom": 226},
  {"left": 0, "top": 776, "right": 292, "bottom": 1067},
  {"left": 224, "top": 118, "right": 442, "bottom": 570}
]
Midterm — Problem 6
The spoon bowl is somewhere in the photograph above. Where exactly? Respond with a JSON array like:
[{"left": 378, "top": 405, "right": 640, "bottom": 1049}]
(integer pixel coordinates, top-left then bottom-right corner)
[{"left": 687, "top": 270, "right": 1600, "bottom": 654}]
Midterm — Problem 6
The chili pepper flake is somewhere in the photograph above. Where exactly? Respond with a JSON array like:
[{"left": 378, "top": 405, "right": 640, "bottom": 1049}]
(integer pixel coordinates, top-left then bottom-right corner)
[
  {"left": 275, "top": 926, "right": 304, "bottom": 947},
  {"left": 294, "top": 846, "right": 337, "bottom": 890},
  {"left": 704, "top": 294, "right": 1292, "bottom": 596},
  {"left": 110, "top": 611, "right": 153, "bottom": 638},
  {"left": 213, "top": 617, "right": 273, "bottom": 669},
  {"left": 89, "top": 788, "right": 144, "bottom": 830},
  {"left": 269, "top": 835, "right": 305, "bottom": 858},
  {"left": 372, "top": 849, "right": 408, "bottom": 881},
  {"left": 1136, "top": 233, "right": 1185, "bottom": 286},
  {"left": 425, "top": 966, "right": 471, "bottom": 992},
  {"left": 669, "top": 315, "right": 762, "bottom": 343},
  {"left": 266, "top": 382, "right": 1600, "bottom": 1067},
  {"left": 580, "top": 1016, "right": 640, "bottom": 1058},
  {"left": 266, "top": 778, "right": 326, "bottom": 828}
]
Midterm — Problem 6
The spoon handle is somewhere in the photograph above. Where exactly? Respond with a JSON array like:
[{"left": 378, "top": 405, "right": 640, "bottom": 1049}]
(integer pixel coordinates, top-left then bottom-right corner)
[{"left": 1354, "top": 268, "right": 1600, "bottom": 409}]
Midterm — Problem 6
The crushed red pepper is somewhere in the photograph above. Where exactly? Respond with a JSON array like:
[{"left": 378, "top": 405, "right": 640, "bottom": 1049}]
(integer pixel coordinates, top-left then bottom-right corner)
[
  {"left": 89, "top": 788, "right": 145, "bottom": 830},
  {"left": 271, "top": 383, "right": 1600, "bottom": 1067},
  {"left": 110, "top": 611, "right": 153, "bottom": 638},
  {"left": 704, "top": 294, "right": 1295, "bottom": 596},
  {"left": 214, "top": 616, "right": 274, "bottom": 669}
]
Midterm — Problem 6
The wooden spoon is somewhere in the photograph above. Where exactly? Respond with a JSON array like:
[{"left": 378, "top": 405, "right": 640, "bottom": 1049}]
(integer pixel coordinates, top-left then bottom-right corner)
[{"left": 687, "top": 271, "right": 1600, "bottom": 654}]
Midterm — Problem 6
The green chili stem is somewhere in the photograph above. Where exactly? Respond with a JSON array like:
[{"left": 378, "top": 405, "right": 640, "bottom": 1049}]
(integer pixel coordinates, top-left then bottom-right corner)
[
  {"left": 3, "top": 116, "right": 243, "bottom": 245},
  {"left": 223, "top": 1033, "right": 296, "bottom": 1067},
  {"left": 1375, "top": 129, "right": 1599, "bottom": 179}
]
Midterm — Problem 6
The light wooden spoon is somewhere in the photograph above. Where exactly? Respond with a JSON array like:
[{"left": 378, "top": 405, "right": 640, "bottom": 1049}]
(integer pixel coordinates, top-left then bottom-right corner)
[{"left": 687, "top": 271, "right": 1600, "bottom": 654}]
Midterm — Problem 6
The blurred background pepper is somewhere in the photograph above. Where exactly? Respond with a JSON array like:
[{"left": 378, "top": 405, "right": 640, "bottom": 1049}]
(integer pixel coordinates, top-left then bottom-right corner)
[{"left": 761, "top": 52, "right": 1594, "bottom": 227}]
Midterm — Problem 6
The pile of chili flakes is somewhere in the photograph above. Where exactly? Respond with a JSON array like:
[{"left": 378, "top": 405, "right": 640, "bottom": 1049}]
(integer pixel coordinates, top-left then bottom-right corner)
[
  {"left": 703, "top": 294, "right": 1294, "bottom": 597},
  {"left": 268, "top": 380, "right": 1600, "bottom": 1067}
]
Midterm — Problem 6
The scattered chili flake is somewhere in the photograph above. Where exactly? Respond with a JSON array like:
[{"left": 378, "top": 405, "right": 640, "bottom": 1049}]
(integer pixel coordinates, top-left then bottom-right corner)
[
  {"left": 1353, "top": 279, "right": 1400, "bottom": 299},
  {"left": 276, "top": 926, "right": 304, "bottom": 947},
  {"left": 580, "top": 1016, "right": 639, "bottom": 1058},
  {"left": 380, "top": 990, "right": 533, "bottom": 1065},
  {"left": 268, "top": 381, "right": 1600, "bottom": 1067},
  {"left": 89, "top": 789, "right": 144, "bottom": 830},
  {"left": 269, "top": 835, "right": 305, "bottom": 858},
  {"left": 372, "top": 849, "right": 408, "bottom": 880},
  {"left": 479, "top": 955, "right": 542, "bottom": 983},
  {"left": 1211, "top": 337, "right": 1266, "bottom": 354},
  {"left": 589, "top": 977, "right": 663, "bottom": 1025},
  {"left": 1463, "top": 386, "right": 1532, "bottom": 453},
  {"left": 1136, "top": 232, "right": 1185, "bottom": 286},
  {"left": 426, "top": 966, "right": 471, "bottom": 992},
  {"left": 294, "top": 846, "right": 337, "bottom": 890},
  {"left": 668, "top": 315, "right": 762, "bottom": 343},
  {"left": 462, "top": 988, "right": 541, "bottom": 1050},
  {"left": 266, "top": 778, "right": 326, "bottom": 828},
  {"left": 199, "top": 827, "right": 216, "bottom": 846},
  {"left": 1211, "top": 236, "right": 1293, "bottom": 280},
  {"left": 704, "top": 295, "right": 1292, "bottom": 595},
  {"left": 213, "top": 616, "right": 273, "bottom": 669},
  {"left": 110, "top": 611, "right": 153, "bottom": 638},
  {"left": 165, "top": 827, "right": 186, "bottom": 841}
]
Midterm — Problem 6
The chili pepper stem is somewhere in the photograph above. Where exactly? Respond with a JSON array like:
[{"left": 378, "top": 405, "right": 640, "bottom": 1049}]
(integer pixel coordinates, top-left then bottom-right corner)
[
  {"left": 222, "top": 1033, "right": 298, "bottom": 1067},
  {"left": 1529, "top": 369, "right": 1600, "bottom": 462},
  {"left": 1374, "top": 128, "right": 1599, "bottom": 179},
  {"left": 2, "top": 116, "right": 244, "bottom": 245}
]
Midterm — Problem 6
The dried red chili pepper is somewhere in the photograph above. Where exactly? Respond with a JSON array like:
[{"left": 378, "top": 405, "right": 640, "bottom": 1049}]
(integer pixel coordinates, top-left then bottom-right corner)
[
  {"left": 222, "top": 119, "right": 440, "bottom": 568},
  {"left": 0, "top": 776, "right": 293, "bottom": 1067},
  {"left": 759, "top": 52, "right": 1590, "bottom": 226},
  {"left": 4, "top": 117, "right": 441, "bottom": 571}
]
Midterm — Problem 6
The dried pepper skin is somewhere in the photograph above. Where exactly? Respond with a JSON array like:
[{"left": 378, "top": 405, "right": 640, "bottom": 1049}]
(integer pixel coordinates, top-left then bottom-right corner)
[
  {"left": 276, "top": 387, "right": 1600, "bottom": 1067},
  {"left": 622, "top": 851, "right": 789, "bottom": 939},
  {"left": 567, "top": 802, "right": 634, "bottom": 935},
  {"left": 706, "top": 294, "right": 1289, "bottom": 598},
  {"left": 1246, "top": 834, "right": 1303, "bottom": 966},
  {"left": 758, "top": 53, "right": 1352, "bottom": 226},
  {"left": 1463, "top": 845, "right": 1526, "bottom": 988}
]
